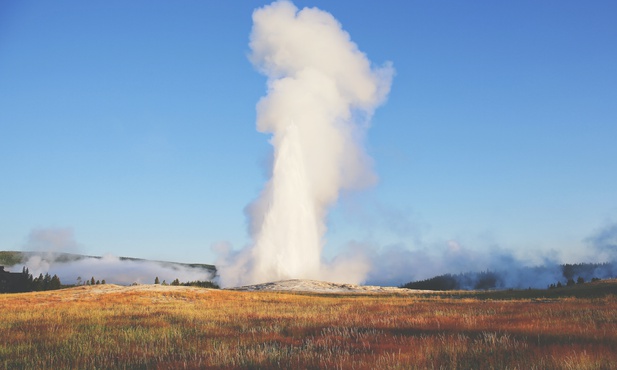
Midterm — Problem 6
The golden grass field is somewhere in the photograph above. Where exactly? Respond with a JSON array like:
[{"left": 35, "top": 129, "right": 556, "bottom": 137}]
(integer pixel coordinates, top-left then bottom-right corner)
[{"left": 1, "top": 281, "right": 616, "bottom": 369}]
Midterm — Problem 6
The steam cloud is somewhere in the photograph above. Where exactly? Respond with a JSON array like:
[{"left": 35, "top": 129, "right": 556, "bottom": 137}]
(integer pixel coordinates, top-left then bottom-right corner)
[
  {"left": 13, "top": 228, "right": 214, "bottom": 285},
  {"left": 217, "top": 1, "right": 393, "bottom": 287},
  {"left": 358, "top": 222, "right": 617, "bottom": 289},
  {"left": 25, "top": 227, "right": 80, "bottom": 254},
  {"left": 15, "top": 254, "right": 213, "bottom": 286}
]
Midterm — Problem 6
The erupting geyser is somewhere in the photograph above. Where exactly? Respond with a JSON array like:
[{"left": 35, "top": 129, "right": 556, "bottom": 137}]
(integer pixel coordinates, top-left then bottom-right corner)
[{"left": 218, "top": 0, "right": 393, "bottom": 287}]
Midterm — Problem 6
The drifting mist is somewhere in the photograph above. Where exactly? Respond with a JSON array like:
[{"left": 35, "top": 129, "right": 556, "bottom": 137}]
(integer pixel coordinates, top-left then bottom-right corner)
[
  {"left": 14, "top": 253, "right": 214, "bottom": 286},
  {"left": 9, "top": 228, "right": 214, "bottom": 286}
]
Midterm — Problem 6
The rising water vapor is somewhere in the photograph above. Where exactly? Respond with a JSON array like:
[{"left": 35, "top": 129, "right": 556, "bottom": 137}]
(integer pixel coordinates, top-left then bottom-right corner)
[
  {"left": 12, "top": 228, "right": 215, "bottom": 285},
  {"left": 218, "top": 1, "right": 393, "bottom": 287},
  {"left": 14, "top": 253, "right": 214, "bottom": 286}
]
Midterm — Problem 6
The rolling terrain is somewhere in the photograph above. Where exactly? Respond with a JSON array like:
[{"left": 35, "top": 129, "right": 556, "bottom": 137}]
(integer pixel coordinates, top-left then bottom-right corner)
[{"left": 1, "top": 279, "right": 616, "bottom": 368}]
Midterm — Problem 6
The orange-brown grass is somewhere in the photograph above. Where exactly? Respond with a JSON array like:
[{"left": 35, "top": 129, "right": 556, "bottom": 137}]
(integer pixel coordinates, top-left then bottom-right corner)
[{"left": 1, "top": 284, "right": 616, "bottom": 369}]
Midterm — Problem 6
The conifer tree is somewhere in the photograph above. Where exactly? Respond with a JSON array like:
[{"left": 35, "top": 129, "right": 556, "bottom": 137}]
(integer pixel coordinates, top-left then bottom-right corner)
[{"left": 50, "top": 275, "right": 61, "bottom": 290}]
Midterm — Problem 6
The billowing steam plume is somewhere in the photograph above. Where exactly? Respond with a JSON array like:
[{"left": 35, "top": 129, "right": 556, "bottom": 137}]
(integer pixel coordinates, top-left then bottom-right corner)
[
  {"left": 11, "top": 227, "right": 215, "bottom": 285},
  {"left": 14, "top": 253, "right": 214, "bottom": 286},
  {"left": 217, "top": 1, "right": 393, "bottom": 287}
]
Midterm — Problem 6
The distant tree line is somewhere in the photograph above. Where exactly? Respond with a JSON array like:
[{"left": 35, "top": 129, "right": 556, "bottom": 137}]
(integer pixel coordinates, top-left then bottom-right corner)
[
  {"left": 153, "top": 276, "right": 219, "bottom": 289},
  {"left": 548, "top": 276, "right": 601, "bottom": 289},
  {"left": 22, "top": 267, "right": 62, "bottom": 292},
  {"left": 401, "top": 262, "right": 616, "bottom": 291},
  {"left": 179, "top": 280, "right": 220, "bottom": 289},
  {"left": 401, "top": 271, "right": 499, "bottom": 291},
  {"left": 75, "top": 276, "right": 107, "bottom": 286}
]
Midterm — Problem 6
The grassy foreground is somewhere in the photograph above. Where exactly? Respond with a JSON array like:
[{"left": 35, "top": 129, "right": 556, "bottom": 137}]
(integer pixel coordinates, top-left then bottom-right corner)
[{"left": 1, "top": 282, "right": 616, "bottom": 369}]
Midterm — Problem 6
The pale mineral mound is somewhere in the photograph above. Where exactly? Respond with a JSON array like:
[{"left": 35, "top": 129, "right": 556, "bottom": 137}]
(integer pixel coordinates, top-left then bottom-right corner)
[{"left": 228, "top": 279, "right": 414, "bottom": 294}]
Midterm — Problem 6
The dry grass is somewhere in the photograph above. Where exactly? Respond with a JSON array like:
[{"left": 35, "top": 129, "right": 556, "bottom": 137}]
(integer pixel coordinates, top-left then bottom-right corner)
[{"left": 1, "top": 283, "right": 616, "bottom": 369}]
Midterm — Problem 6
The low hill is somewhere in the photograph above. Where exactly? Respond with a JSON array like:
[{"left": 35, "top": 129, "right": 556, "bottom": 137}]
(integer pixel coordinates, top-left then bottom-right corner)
[{"left": 229, "top": 279, "right": 415, "bottom": 294}]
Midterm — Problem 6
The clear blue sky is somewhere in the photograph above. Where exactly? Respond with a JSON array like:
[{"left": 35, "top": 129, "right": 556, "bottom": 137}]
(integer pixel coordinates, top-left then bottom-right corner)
[{"left": 2, "top": 1, "right": 616, "bottom": 269}]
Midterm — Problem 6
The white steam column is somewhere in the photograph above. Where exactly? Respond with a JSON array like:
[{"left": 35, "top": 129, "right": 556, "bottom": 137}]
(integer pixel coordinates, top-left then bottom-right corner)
[
  {"left": 218, "top": 0, "right": 393, "bottom": 287},
  {"left": 251, "top": 122, "right": 321, "bottom": 281}
]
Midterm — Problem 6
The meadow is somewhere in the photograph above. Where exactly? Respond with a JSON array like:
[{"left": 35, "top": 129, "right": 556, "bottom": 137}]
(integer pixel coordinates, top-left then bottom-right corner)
[{"left": 1, "top": 282, "right": 616, "bottom": 369}]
